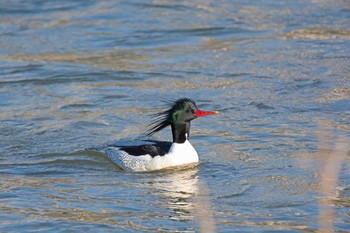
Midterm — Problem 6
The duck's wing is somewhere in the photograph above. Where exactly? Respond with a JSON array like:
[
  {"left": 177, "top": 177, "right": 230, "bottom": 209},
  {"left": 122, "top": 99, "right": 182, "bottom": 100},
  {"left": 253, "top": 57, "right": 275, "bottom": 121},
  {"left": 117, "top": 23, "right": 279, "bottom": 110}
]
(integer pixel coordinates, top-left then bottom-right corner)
[{"left": 119, "top": 140, "right": 172, "bottom": 157}]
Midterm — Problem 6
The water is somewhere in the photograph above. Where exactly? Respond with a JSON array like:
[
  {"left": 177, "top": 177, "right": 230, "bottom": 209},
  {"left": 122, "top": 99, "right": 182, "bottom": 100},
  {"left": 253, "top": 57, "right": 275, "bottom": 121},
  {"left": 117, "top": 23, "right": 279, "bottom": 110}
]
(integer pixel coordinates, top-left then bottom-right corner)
[{"left": 1, "top": 0, "right": 350, "bottom": 232}]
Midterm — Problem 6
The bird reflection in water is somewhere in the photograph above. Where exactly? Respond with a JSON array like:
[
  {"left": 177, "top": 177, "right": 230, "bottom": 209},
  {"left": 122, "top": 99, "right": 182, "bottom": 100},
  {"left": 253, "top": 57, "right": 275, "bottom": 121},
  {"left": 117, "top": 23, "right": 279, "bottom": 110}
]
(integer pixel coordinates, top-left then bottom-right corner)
[{"left": 146, "top": 166, "right": 216, "bottom": 232}]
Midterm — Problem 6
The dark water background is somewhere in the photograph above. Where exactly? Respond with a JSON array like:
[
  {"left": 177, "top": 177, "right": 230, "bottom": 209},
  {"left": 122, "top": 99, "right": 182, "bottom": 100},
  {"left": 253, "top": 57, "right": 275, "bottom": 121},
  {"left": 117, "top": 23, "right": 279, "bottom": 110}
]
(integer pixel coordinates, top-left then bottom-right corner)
[{"left": 1, "top": 0, "right": 350, "bottom": 232}]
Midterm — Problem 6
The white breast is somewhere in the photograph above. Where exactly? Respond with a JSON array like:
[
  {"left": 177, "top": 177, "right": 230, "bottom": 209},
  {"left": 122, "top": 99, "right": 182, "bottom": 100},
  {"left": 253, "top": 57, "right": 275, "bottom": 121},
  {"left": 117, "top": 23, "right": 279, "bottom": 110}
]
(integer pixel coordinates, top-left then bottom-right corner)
[{"left": 146, "top": 140, "right": 199, "bottom": 171}]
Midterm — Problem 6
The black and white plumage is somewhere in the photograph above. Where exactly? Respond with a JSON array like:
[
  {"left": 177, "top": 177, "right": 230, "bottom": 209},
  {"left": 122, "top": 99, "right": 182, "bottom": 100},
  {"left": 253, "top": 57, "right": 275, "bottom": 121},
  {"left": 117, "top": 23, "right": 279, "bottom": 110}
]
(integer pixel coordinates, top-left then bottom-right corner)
[{"left": 105, "top": 98, "right": 218, "bottom": 172}]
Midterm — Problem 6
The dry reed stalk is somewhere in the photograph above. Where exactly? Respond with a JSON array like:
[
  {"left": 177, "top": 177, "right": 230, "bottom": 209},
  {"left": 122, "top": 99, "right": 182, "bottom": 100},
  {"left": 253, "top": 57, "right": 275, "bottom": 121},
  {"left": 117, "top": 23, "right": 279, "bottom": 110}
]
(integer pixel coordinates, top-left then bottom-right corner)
[
  {"left": 316, "top": 130, "right": 349, "bottom": 233},
  {"left": 194, "top": 180, "right": 216, "bottom": 233}
]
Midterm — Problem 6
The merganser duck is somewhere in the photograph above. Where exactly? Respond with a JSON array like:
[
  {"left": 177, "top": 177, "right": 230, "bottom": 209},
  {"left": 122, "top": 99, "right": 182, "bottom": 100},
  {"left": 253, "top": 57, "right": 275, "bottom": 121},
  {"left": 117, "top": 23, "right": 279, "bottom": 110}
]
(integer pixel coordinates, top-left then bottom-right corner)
[{"left": 105, "top": 98, "right": 218, "bottom": 172}]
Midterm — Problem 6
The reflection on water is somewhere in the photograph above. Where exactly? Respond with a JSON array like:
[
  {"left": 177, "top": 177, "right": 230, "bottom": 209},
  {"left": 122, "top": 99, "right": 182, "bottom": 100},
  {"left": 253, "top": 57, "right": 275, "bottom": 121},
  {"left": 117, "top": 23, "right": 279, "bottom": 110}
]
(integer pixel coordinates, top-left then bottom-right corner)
[
  {"left": 1, "top": 0, "right": 350, "bottom": 232},
  {"left": 146, "top": 168, "right": 216, "bottom": 232},
  {"left": 143, "top": 168, "right": 201, "bottom": 223}
]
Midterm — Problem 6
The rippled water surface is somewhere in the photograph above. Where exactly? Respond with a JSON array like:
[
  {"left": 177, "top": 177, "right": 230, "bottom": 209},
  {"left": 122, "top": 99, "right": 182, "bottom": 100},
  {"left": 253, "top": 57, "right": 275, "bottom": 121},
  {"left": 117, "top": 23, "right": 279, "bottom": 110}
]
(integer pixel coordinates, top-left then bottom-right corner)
[{"left": 1, "top": 1, "right": 350, "bottom": 232}]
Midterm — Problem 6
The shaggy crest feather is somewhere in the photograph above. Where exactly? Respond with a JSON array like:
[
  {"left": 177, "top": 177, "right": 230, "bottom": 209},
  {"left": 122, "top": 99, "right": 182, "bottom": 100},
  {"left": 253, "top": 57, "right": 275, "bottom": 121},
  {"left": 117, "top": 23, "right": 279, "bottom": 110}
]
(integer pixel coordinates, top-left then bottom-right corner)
[{"left": 147, "top": 98, "right": 196, "bottom": 136}]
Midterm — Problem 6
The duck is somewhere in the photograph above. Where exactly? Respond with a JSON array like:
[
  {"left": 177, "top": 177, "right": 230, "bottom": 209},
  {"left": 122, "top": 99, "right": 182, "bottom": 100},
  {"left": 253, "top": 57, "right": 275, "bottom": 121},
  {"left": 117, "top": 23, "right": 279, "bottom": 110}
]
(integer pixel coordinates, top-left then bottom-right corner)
[{"left": 105, "top": 98, "right": 218, "bottom": 172}]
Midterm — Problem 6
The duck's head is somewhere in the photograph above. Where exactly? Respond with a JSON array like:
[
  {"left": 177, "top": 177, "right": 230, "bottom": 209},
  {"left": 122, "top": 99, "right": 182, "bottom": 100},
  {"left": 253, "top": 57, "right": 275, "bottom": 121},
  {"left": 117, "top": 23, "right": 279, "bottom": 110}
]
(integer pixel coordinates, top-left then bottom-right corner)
[{"left": 148, "top": 98, "right": 218, "bottom": 143}]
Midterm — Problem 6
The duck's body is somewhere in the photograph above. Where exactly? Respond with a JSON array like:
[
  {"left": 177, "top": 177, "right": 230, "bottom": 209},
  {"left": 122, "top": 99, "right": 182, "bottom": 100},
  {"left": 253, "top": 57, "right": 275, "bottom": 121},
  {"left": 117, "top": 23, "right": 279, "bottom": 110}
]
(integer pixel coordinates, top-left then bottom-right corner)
[
  {"left": 106, "top": 139, "right": 198, "bottom": 172},
  {"left": 104, "top": 98, "right": 217, "bottom": 172}
]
